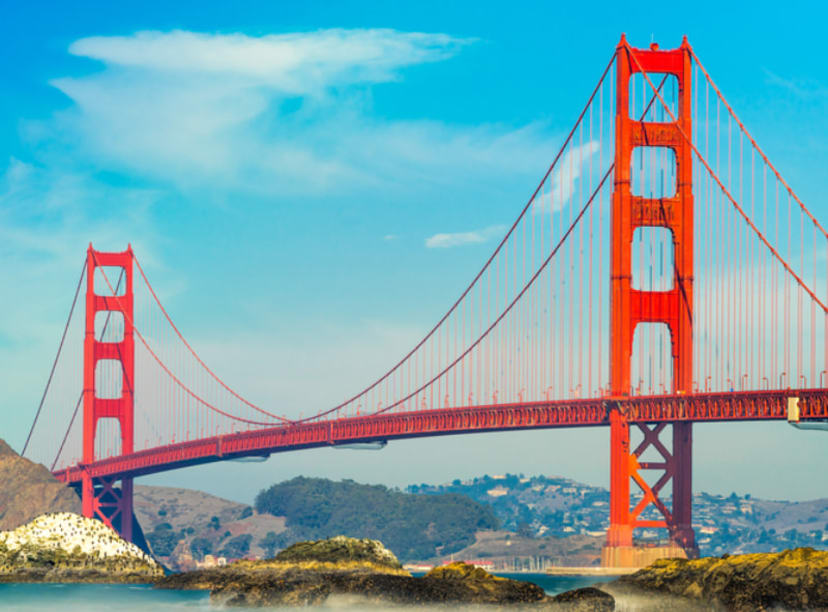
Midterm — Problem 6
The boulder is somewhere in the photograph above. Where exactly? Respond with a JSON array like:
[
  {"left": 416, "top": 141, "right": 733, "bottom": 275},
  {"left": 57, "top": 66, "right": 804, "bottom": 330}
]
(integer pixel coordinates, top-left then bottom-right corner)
[
  {"left": 273, "top": 534, "right": 402, "bottom": 569},
  {"left": 421, "top": 561, "right": 547, "bottom": 603},
  {"left": 0, "top": 512, "right": 162, "bottom": 583},
  {"left": 550, "top": 586, "right": 615, "bottom": 611},
  {"left": 613, "top": 547, "right": 828, "bottom": 611}
]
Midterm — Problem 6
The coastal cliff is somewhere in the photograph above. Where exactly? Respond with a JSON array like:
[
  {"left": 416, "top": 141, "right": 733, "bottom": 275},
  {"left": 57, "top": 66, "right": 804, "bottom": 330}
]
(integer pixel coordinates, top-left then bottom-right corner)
[
  {"left": 158, "top": 535, "right": 614, "bottom": 609},
  {"left": 0, "top": 512, "right": 163, "bottom": 583},
  {"left": 0, "top": 438, "right": 81, "bottom": 531},
  {"left": 611, "top": 547, "right": 828, "bottom": 611}
]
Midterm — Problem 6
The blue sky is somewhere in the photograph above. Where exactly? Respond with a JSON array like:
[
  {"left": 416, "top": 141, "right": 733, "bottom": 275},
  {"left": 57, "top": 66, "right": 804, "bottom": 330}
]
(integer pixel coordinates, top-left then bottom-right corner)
[{"left": 1, "top": 1, "right": 826, "bottom": 503}]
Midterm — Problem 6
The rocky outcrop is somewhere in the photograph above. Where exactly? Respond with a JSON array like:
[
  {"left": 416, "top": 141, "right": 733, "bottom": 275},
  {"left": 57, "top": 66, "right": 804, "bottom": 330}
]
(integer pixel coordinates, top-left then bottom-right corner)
[
  {"left": 549, "top": 586, "right": 615, "bottom": 611},
  {"left": 273, "top": 535, "right": 403, "bottom": 569},
  {"left": 0, "top": 439, "right": 81, "bottom": 531},
  {"left": 157, "top": 536, "right": 612, "bottom": 608},
  {"left": 0, "top": 512, "right": 163, "bottom": 583},
  {"left": 612, "top": 547, "right": 828, "bottom": 611}
]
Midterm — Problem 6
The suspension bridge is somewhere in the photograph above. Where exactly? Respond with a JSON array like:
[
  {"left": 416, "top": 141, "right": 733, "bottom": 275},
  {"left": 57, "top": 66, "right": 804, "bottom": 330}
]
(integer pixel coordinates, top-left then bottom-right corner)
[{"left": 22, "top": 36, "right": 828, "bottom": 567}]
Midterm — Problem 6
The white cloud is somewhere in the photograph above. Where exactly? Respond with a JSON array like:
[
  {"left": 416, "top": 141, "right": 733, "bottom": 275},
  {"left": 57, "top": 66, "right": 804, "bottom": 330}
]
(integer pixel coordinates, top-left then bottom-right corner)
[
  {"left": 33, "top": 29, "right": 558, "bottom": 199},
  {"left": 425, "top": 224, "right": 506, "bottom": 248},
  {"left": 70, "top": 29, "right": 470, "bottom": 93},
  {"left": 531, "top": 140, "right": 603, "bottom": 214}
]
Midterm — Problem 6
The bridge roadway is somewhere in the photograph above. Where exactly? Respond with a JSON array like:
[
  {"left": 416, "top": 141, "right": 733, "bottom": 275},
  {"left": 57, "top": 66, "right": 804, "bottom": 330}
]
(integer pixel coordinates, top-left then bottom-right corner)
[{"left": 54, "top": 388, "right": 828, "bottom": 484}]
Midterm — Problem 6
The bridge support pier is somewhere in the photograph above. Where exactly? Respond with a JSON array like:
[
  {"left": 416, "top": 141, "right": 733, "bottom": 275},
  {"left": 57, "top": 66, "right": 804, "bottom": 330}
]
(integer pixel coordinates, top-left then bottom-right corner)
[
  {"left": 81, "top": 475, "right": 133, "bottom": 542},
  {"left": 603, "top": 409, "right": 698, "bottom": 566}
]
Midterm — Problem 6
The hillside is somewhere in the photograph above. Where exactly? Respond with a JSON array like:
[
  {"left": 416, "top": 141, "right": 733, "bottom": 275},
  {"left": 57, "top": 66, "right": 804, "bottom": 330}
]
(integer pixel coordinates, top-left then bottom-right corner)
[
  {"left": 254, "top": 477, "right": 499, "bottom": 561},
  {"left": 137, "top": 473, "right": 827, "bottom": 570},
  {"left": 437, "top": 529, "right": 604, "bottom": 568},
  {"left": 410, "top": 474, "right": 828, "bottom": 556},
  {"left": 0, "top": 439, "right": 81, "bottom": 531},
  {"left": 133, "top": 485, "right": 286, "bottom": 569}
]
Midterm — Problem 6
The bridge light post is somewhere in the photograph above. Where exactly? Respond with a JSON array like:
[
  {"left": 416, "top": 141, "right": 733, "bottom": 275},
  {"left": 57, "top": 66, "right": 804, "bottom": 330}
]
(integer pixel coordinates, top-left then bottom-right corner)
[
  {"left": 800, "top": 375, "right": 807, "bottom": 388},
  {"left": 705, "top": 376, "right": 711, "bottom": 392},
  {"left": 780, "top": 372, "right": 788, "bottom": 389},
  {"left": 762, "top": 377, "right": 769, "bottom": 390},
  {"left": 741, "top": 374, "right": 749, "bottom": 391},
  {"left": 820, "top": 370, "right": 826, "bottom": 387}
]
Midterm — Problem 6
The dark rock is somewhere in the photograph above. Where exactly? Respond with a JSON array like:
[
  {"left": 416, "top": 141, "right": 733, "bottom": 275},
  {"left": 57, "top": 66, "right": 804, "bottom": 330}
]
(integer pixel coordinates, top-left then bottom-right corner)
[
  {"left": 550, "top": 586, "right": 615, "bottom": 611},
  {"left": 156, "top": 541, "right": 573, "bottom": 607},
  {"left": 613, "top": 547, "right": 828, "bottom": 611},
  {"left": 421, "top": 561, "right": 547, "bottom": 603},
  {"left": 0, "top": 438, "right": 81, "bottom": 531}
]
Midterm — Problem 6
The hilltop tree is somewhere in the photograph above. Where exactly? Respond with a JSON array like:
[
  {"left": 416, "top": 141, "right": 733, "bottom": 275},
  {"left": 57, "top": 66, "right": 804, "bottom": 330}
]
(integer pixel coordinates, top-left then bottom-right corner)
[
  {"left": 260, "top": 531, "right": 282, "bottom": 558},
  {"left": 254, "top": 476, "right": 498, "bottom": 561},
  {"left": 190, "top": 537, "right": 212, "bottom": 561}
]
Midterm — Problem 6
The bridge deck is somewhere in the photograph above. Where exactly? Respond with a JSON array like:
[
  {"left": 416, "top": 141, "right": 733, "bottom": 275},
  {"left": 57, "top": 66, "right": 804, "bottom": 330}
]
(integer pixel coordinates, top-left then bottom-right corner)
[{"left": 54, "top": 388, "right": 828, "bottom": 483}]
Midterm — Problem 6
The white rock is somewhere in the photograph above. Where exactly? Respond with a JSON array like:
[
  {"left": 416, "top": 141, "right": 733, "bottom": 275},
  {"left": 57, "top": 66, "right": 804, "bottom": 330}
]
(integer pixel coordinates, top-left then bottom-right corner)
[{"left": 0, "top": 512, "right": 158, "bottom": 567}]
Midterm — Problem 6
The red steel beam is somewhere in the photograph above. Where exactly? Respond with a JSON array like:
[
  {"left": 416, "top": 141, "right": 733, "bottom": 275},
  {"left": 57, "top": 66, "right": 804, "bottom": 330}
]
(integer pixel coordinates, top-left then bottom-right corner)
[{"left": 54, "top": 388, "right": 828, "bottom": 484}]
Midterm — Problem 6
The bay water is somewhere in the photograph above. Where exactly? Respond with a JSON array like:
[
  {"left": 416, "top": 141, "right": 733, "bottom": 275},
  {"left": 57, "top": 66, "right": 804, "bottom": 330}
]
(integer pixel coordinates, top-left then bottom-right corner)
[{"left": 0, "top": 574, "right": 615, "bottom": 611}]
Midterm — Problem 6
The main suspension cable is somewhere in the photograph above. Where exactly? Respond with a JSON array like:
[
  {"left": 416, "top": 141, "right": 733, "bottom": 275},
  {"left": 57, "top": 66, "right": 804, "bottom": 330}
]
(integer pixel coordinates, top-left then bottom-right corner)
[
  {"left": 298, "top": 50, "right": 620, "bottom": 424},
  {"left": 94, "top": 256, "right": 285, "bottom": 428},
  {"left": 689, "top": 48, "right": 828, "bottom": 239},
  {"left": 133, "top": 255, "right": 293, "bottom": 424},
  {"left": 627, "top": 43, "right": 827, "bottom": 313},
  {"left": 23, "top": 260, "right": 86, "bottom": 457}
]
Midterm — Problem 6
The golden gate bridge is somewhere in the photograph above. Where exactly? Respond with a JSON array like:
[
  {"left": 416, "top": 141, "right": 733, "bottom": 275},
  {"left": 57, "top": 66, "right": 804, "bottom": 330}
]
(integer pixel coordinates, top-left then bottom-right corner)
[{"left": 22, "top": 36, "right": 828, "bottom": 567}]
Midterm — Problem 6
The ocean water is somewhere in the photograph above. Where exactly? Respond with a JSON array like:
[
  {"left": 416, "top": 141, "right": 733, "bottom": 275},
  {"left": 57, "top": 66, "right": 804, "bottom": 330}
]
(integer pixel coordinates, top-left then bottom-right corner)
[{"left": 0, "top": 574, "right": 616, "bottom": 611}]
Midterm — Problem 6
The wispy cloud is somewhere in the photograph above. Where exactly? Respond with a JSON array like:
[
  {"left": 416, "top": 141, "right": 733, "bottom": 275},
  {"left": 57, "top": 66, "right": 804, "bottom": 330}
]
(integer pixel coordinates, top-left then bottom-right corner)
[
  {"left": 425, "top": 225, "right": 506, "bottom": 248},
  {"left": 763, "top": 68, "right": 828, "bottom": 101},
  {"left": 531, "top": 140, "right": 603, "bottom": 214},
  {"left": 32, "top": 29, "right": 557, "bottom": 199},
  {"left": 70, "top": 29, "right": 471, "bottom": 92}
]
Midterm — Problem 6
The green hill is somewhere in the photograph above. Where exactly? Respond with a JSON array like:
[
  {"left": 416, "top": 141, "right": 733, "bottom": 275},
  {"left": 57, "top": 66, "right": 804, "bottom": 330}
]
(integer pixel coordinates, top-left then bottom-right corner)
[{"left": 254, "top": 477, "right": 498, "bottom": 560}]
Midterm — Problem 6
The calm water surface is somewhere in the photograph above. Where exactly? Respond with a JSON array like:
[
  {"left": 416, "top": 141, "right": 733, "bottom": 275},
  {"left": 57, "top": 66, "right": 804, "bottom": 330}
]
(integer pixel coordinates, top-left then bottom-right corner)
[{"left": 0, "top": 574, "right": 615, "bottom": 611}]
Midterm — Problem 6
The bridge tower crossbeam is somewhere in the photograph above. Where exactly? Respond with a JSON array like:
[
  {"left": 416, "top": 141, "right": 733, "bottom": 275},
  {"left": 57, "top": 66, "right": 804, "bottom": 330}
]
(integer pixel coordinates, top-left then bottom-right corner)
[{"left": 604, "top": 36, "right": 698, "bottom": 566}]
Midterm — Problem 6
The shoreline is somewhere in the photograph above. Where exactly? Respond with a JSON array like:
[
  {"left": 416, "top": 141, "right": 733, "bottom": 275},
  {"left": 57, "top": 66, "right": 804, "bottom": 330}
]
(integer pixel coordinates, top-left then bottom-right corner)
[{"left": 545, "top": 566, "right": 637, "bottom": 576}]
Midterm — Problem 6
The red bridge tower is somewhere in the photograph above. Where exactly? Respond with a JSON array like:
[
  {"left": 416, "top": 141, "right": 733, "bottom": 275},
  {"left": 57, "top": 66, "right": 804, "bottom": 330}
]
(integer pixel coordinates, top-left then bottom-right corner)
[
  {"left": 604, "top": 37, "right": 698, "bottom": 566},
  {"left": 82, "top": 245, "right": 135, "bottom": 541}
]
